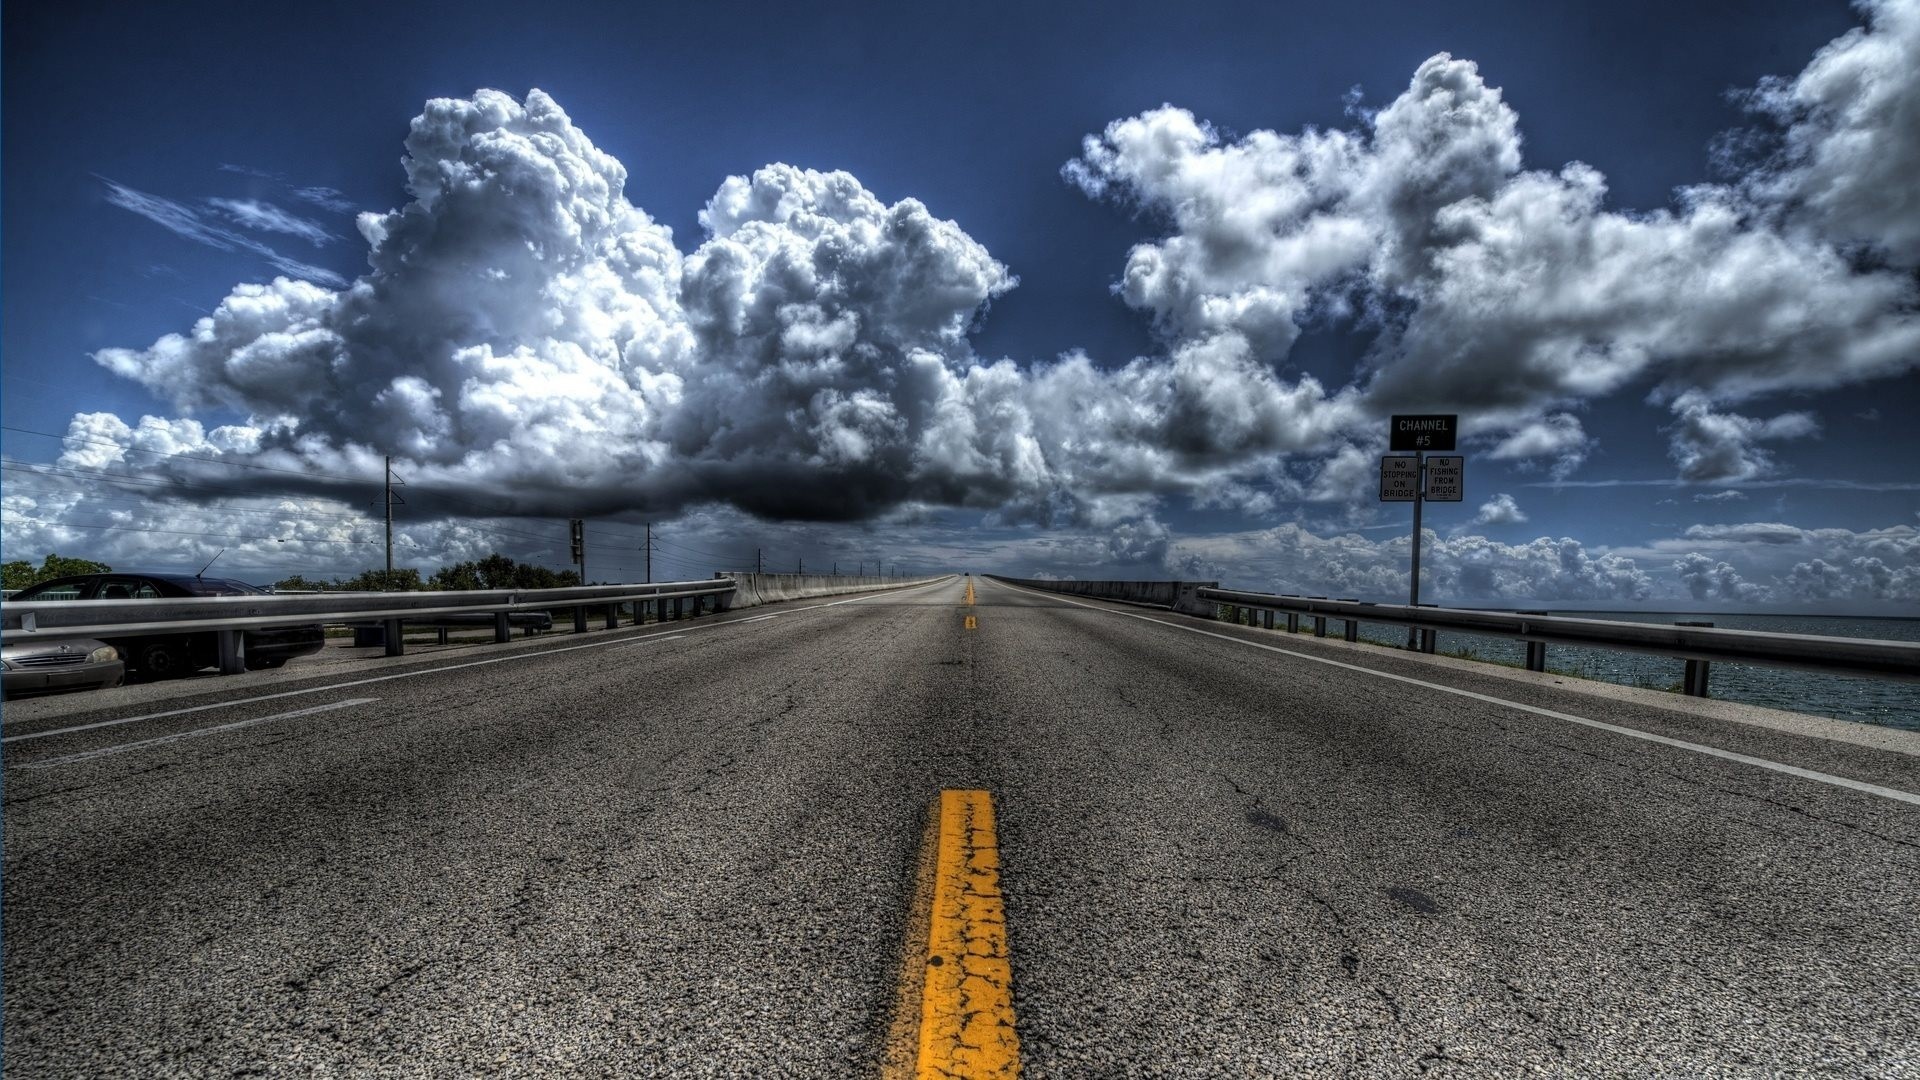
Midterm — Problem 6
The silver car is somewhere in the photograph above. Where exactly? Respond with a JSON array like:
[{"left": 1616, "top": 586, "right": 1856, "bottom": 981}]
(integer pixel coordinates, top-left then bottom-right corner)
[{"left": 2, "top": 637, "right": 125, "bottom": 697}]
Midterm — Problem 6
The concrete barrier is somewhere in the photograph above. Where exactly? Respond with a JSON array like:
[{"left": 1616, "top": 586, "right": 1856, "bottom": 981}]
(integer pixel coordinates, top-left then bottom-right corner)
[
  {"left": 717, "top": 573, "right": 946, "bottom": 609},
  {"left": 988, "top": 576, "right": 1219, "bottom": 617}
]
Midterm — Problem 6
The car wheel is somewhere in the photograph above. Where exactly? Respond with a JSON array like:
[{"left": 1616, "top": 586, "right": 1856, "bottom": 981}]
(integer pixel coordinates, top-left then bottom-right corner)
[{"left": 137, "top": 641, "right": 193, "bottom": 679}]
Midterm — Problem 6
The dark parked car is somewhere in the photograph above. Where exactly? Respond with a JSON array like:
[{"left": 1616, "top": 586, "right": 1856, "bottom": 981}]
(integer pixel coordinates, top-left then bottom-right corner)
[
  {"left": 6, "top": 574, "right": 325, "bottom": 678},
  {"left": 2, "top": 636, "right": 125, "bottom": 696}
]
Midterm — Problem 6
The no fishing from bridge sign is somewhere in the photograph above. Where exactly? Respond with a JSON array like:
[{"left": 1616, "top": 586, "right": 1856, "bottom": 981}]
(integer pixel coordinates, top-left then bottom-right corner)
[{"left": 1389, "top": 414, "right": 1457, "bottom": 452}]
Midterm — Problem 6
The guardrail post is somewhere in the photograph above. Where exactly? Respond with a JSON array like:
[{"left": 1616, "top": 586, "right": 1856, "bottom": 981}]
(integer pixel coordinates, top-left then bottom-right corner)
[
  {"left": 1677, "top": 621, "right": 1714, "bottom": 697},
  {"left": 573, "top": 606, "right": 588, "bottom": 633},
  {"left": 437, "top": 628, "right": 449, "bottom": 645},
  {"left": 1518, "top": 611, "right": 1549, "bottom": 672},
  {"left": 673, "top": 597, "right": 684, "bottom": 620},
  {"left": 384, "top": 618, "right": 405, "bottom": 657},
  {"left": 495, "top": 612, "right": 511, "bottom": 643},
  {"left": 1313, "top": 616, "right": 1327, "bottom": 638},
  {"left": 1344, "top": 620, "right": 1359, "bottom": 643},
  {"left": 1415, "top": 604, "right": 1438, "bottom": 654},
  {"left": 605, "top": 603, "right": 618, "bottom": 630},
  {"left": 1262, "top": 610, "right": 1274, "bottom": 630},
  {"left": 216, "top": 629, "right": 246, "bottom": 674},
  {"left": 1286, "top": 612, "right": 1299, "bottom": 634}
]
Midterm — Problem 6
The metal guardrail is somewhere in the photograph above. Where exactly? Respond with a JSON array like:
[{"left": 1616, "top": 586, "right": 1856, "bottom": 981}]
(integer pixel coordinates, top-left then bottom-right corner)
[
  {"left": 1196, "top": 587, "right": 1920, "bottom": 696},
  {"left": 2, "top": 579, "right": 737, "bottom": 673}
]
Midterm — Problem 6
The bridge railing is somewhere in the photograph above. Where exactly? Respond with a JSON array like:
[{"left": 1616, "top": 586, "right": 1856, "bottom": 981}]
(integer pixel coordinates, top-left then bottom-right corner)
[
  {"left": 991, "top": 576, "right": 1920, "bottom": 698},
  {"left": 1195, "top": 586, "right": 1920, "bottom": 696},
  {"left": 2, "top": 579, "right": 738, "bottom": 673}
]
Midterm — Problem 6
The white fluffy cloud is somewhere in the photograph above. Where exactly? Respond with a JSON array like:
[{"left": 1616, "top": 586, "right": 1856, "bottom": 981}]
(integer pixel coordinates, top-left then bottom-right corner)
[
  {"left": 1487, "top": 412, "right": 1590, "bottom": 478},
  {"left": 1068, "top": 22, "right": 1920, "bottom": 455},
  {"left": 40, "top": 3, "right": 1920, "bottom": 588},
  {"left": 1664, "top": 397, "right": 1820, "bottom": 483},
  {"left": 1674, "top": 553, "right": 1769, "bottom": 603},
  {"left": 1615, "top": 519, "right": 1920, "bottom": 604},
  {"left": 1739, "top": 0, "right": 1920, "bottom": 264},
  {"left": 87, "top": 89, "right": 1371, "bottom": 526},
  {"left": 1172, "top": 523, "right": 1654, "bottom": 603},
  {"left": 1472, "top": 493, "right": 1527, "bottom": 526}
]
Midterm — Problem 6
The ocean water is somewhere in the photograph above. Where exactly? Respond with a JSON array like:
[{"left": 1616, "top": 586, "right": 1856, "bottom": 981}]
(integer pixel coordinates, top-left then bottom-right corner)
[{"left": 1315, "top": 611, "right": 1920, "bottom": 731}]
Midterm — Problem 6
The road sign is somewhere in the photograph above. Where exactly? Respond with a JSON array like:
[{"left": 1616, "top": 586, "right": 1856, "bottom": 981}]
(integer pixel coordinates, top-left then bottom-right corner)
[
  {"left": 1390, "top": 414, "right": 1457, "bottom": 452},
  {"left": 1380, "top": 456, "right": 1418, "bottom": 501},
  {"left": 1425, "top": 455, "right": 1464, "bottom": 501}
]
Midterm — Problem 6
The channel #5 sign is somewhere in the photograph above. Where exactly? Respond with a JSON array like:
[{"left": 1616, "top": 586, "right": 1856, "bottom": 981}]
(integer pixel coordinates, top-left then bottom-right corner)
[{"left": 1389, "top": 414, "right": 1456, "bottom": 452}]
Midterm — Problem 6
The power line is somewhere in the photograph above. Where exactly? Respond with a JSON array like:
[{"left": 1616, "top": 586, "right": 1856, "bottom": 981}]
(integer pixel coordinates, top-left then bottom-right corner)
[{"left": 651, "top": 536, "right": 755, "bottom": 563}]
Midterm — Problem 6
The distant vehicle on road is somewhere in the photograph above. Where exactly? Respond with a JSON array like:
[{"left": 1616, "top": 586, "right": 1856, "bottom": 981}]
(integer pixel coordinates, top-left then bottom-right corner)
[
  {"left": 1, "top": 636, "right": 124, "bottom": 696},
  {"left": 6, "top": 574, "right": 325, "bottom": 678}
]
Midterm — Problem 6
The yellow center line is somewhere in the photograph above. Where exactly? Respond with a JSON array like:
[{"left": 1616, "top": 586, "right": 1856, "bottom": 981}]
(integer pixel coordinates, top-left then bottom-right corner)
[
  {"left": 965, "top": 615, "right": 977, "bottom": 630},
  {"left": 915, "top": 789, "right": 1020, "bottom": 1076}
]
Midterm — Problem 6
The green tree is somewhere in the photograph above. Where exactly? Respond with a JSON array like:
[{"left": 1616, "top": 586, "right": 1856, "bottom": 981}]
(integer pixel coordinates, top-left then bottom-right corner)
[
  {"left": 428, "top": 553, "right": 579, "bottom": 591},
  {"left": 335, "top": 568, "right": 424, "bottom": 592},
  {"left": 271, "top": 574, "right": 339, "bottom": 592},
  {"left": 3, "top": 554, "right": 112, "bottom": 591},
  {"left": 428, "top": 561, "right": 484, "bottom": 591}
]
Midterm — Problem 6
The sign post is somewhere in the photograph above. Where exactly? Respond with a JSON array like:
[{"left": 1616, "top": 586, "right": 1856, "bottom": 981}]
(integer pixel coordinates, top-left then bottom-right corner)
[{"left": 1385, "top": 416, "right": 1460, "bottom": 649}]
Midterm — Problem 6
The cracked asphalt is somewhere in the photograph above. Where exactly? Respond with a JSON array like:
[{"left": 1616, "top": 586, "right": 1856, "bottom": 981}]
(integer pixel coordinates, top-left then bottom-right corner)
[{"left": 4, "top": 576, "right": 1918, "bottom": 1077}]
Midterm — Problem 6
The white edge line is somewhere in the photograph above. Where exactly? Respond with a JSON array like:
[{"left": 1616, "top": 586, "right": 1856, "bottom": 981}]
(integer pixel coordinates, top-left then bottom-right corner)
[
  {"left": 4, "top": 577, "right": 955, "bottom": 746},
  {"left": 19, "top": 698, "right": 380, "bottom": 769},
  {"left": 988, "top": 578, "right": 1920, "bottom": 808}
]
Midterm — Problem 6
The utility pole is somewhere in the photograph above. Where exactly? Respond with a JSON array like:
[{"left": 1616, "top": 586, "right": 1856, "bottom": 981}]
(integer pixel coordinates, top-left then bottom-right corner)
[
  {"left": 756, "top": 547, "right": 763, "bottom": 575},
  {"left": 798, "top": 556, "right": 803, "bottom": 574},
  {"left": 383, "top": 456, "right": 405, "bottom": 575},
  {"left": 569, "top": 519, "right": 585, "bottom": 584},
  {"left": 644, "top": 522, "right": 652, "bottom": 584}
]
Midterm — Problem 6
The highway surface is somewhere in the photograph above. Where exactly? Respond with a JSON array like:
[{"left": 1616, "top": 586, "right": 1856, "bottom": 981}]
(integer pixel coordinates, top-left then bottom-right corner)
[{"left": 4, "top": 575, "right": 1918, "bottom": 1077}]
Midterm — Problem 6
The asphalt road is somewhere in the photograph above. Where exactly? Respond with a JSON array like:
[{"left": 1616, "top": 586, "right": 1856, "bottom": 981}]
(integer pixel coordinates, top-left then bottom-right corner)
[{"left": 4, "top": 576, "right": 1917, "bottom": 1077}]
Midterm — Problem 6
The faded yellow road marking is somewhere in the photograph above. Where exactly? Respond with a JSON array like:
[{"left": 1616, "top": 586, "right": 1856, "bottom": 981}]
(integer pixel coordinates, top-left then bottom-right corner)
[
  {"left": 965, "top": 615, "right": 977, "bottom": 630},
  {"left": 916, "top": 789, "right": 1020, "bottom": 1077},
  {"left": 965, "top": 579, "right": 976, "bottom": 605}
]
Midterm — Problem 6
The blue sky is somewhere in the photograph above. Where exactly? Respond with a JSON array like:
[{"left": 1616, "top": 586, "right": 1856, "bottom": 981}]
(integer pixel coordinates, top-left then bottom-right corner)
[{"left": 3, "top": 0, "right": 1918, "bottom": 610}]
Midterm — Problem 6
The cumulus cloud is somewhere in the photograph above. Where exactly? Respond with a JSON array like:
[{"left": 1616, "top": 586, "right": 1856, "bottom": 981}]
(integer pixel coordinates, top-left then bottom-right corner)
[
  {"left": 56, "top": 1, "right": 1920, "bottom": 555},
  {"left": 1693, "top": 490, "right": 1747, "bottom": 502},
  {"left": 1674, "top": 552, "right": 1770, "bottom": 602},
  {"left": 1488, "top": 412, "right": 1590, "bottom": 478},
  {"left": 1665, "top": 397, "right": 1820, "bottom": 482},
  {"left": 1785, "top": 556, "right": 1920, "bottom": 602},
  {"left": 1068, "top": 22, "right": 1920, "bottom": 468},
  {"left": 1175, "top": 524, "right": 1654, "bottom": 603},
  {"left": 88, "top": 89, "right": 1366, "bottom": 525},
  {"left": 1737, "top": 0, "right": 1920, "bottom": 264},
  {"left": 1472, "top": 492, "right": 1527, "bottom": 526}
]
